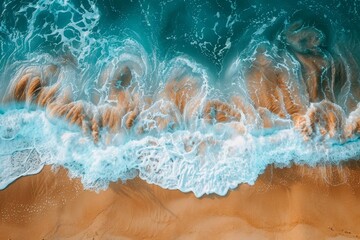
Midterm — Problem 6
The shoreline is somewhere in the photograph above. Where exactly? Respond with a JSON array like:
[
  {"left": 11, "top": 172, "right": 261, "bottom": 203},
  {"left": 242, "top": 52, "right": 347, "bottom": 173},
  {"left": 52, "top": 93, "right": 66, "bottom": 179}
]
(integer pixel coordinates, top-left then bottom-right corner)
[{"left": 1, "top": 163, "right": 360, "bottom": 239}]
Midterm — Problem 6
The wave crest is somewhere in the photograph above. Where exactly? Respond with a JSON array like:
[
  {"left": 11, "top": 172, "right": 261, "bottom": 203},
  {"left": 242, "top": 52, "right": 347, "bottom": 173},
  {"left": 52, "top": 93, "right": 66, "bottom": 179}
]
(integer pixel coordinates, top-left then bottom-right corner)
[{"left": 1, "top": 0, "right": 360, "bottom": 196}]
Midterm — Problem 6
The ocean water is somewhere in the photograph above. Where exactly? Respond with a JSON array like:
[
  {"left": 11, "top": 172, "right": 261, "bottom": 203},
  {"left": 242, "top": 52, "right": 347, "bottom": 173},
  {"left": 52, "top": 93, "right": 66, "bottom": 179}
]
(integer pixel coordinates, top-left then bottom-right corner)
[{"left": 0, "top": 0, "right": 360, "bottom": 197}]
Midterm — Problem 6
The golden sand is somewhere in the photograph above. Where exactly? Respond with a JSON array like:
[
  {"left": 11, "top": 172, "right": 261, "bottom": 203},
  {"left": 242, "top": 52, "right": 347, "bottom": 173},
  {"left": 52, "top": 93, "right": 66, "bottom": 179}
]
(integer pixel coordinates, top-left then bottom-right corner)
[{"left": 1, "top": 164, "right": 360, "bottom": 240}]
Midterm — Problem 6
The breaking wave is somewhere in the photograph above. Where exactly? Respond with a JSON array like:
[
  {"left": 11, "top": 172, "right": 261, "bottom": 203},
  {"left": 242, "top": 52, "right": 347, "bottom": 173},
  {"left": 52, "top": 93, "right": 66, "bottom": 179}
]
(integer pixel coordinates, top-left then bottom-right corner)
[{"left": 1, "top": 0, "right": 360, "bottom": 196}]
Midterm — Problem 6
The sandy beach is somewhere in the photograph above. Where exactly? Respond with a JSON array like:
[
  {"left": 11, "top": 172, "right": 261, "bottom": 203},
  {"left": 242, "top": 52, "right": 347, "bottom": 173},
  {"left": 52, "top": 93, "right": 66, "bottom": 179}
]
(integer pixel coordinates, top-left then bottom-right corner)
[
  {"left": 1, "top": 163, "right": 360, "bottom": 240},
  {"left": 1, "top": 0, "right": 360, "bottom": 239}
]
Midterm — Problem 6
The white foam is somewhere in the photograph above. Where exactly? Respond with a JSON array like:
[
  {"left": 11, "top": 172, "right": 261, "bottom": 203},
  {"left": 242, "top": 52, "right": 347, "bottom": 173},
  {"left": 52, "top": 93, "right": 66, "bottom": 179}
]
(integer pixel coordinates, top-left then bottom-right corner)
[{"left": 1, "top": 109, "right": 359, "bottom": 197}]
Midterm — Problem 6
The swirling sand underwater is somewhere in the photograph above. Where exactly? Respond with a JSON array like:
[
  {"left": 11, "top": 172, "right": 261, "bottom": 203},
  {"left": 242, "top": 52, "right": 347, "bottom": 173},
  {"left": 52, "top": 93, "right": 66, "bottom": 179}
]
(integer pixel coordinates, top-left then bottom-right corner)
[{"left": 1, "top": 0, "right": 360, "bottom": 198}]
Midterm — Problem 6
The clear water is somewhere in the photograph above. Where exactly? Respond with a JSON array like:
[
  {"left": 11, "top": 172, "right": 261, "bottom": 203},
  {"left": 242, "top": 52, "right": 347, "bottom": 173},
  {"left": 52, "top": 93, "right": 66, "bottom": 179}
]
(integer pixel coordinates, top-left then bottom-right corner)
[{"left": 0, "top": 0, "right": 360, "bottom": 197}]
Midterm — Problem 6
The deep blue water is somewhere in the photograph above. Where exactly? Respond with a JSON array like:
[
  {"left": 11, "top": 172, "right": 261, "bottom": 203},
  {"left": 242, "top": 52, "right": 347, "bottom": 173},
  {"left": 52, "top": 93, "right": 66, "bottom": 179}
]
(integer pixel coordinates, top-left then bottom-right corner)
[{"left": 1, "top": 0, "right": 360, "bottom": 197}]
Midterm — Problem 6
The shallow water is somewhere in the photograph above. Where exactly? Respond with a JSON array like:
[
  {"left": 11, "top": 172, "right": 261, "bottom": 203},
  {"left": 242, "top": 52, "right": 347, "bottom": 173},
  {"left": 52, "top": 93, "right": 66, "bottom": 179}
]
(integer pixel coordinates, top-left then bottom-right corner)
[{"left": 1, "top": 0, "right": 360, "bottom": 197}]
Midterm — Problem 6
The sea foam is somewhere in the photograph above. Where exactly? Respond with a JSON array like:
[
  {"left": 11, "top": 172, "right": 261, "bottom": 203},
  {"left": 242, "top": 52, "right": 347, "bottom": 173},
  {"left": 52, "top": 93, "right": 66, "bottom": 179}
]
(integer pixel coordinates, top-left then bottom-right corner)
[
  {"left": 1, "top": 108, "right": 359, "bottom": 197},
  {"left": 1, "top": 0, "right": 360, "bottom": 197}
]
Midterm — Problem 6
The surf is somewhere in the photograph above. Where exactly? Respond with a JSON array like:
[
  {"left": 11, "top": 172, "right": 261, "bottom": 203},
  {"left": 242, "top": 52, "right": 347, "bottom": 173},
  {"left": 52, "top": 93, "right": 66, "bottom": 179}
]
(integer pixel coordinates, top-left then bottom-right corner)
[{"left": 1, "top": 0, "right": 360, "bottom": 197}]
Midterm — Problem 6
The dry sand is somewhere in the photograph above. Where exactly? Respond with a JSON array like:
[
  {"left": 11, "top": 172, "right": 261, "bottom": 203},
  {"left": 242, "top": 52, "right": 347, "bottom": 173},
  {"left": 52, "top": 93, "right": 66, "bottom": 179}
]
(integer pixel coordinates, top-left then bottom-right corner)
[{"left": 1, "top": 163, "right": 360, "bottom": 240}]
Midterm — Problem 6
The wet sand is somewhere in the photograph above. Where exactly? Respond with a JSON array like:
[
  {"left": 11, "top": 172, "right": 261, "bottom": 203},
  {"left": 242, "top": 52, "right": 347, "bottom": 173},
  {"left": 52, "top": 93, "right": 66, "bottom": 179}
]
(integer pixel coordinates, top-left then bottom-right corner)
[{"left": 1, "top": 163, "right": 360, "bottom": 240}]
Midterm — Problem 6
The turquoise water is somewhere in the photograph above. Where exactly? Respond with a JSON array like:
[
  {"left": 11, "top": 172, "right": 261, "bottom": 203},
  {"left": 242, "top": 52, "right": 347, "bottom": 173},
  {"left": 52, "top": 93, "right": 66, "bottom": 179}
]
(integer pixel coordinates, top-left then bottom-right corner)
[{"left": 0, "top": 0, "right": 360, "bottom": 197}]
